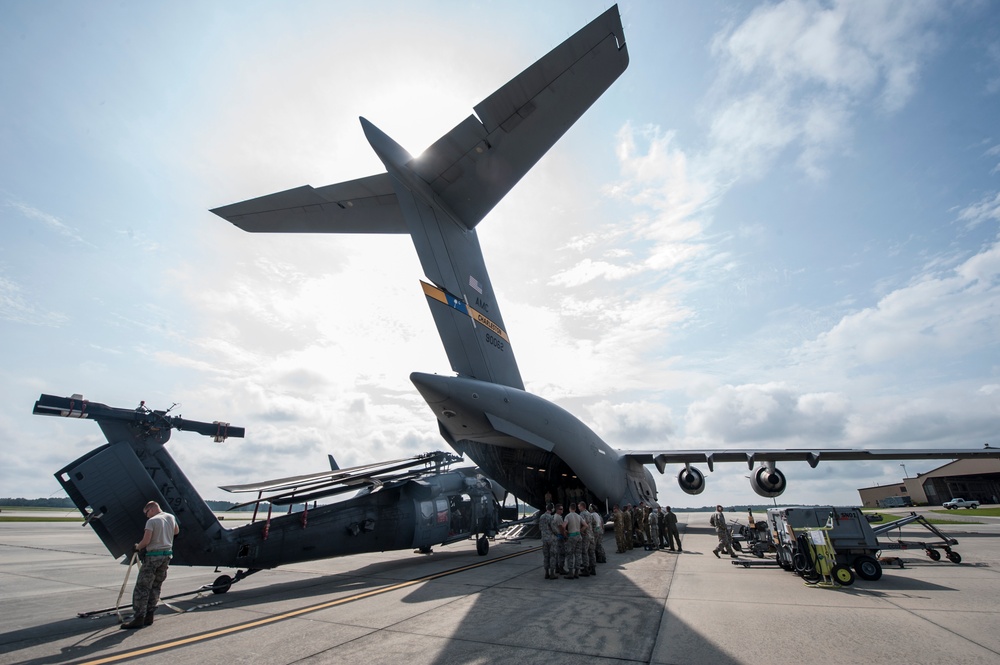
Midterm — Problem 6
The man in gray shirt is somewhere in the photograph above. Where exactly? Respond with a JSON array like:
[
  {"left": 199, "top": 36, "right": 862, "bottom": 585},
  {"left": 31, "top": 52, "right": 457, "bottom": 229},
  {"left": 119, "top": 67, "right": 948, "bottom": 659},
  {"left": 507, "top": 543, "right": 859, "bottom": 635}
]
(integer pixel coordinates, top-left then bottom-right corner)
[{"left": 121, "top": 501, "right": 178, "bottom": 629}]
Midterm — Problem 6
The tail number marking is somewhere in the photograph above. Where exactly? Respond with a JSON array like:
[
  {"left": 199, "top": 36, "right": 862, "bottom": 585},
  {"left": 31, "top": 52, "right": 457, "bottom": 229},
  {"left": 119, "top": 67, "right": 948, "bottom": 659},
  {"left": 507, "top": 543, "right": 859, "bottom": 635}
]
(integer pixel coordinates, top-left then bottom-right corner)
[{"left": 485, "top": 332, "right": 505, "bottom": 351}]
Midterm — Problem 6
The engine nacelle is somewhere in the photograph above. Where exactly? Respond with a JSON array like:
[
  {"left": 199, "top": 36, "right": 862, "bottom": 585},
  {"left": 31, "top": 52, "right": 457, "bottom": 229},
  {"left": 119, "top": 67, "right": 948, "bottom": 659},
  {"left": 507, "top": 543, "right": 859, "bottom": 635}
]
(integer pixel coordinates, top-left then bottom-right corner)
[
  {"left": 750, "top": 465, "right": 787, "bottom": 498},
  {"left": 677, "top": 466, "right": 706, "bottom": 495}
]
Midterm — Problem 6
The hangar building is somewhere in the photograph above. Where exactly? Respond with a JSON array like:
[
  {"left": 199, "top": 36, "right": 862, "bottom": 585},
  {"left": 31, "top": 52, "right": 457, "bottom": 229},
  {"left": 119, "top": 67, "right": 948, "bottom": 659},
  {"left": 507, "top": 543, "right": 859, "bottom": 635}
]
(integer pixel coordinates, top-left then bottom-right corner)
[{"left": 857, "top": 459, "right": 1000, "bottom": 508}]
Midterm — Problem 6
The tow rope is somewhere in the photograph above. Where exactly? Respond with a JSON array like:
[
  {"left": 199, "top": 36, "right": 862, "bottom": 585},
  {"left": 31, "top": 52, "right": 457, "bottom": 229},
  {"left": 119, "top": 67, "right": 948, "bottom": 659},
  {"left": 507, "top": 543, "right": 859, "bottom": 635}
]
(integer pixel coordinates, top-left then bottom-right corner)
[{"left": 114, "top": 552, "right": 139, "bottom": 623}]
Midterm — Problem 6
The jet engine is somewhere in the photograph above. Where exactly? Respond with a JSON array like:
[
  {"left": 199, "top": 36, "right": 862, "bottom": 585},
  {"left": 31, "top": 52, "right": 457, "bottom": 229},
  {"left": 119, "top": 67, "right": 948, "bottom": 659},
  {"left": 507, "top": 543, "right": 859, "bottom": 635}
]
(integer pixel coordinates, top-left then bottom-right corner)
[
  {"left": 749, "top": 464, "right": 787, "bottom": 498},
  {"left": 677, "top": 465, "right": 706, "bottom": 495}
]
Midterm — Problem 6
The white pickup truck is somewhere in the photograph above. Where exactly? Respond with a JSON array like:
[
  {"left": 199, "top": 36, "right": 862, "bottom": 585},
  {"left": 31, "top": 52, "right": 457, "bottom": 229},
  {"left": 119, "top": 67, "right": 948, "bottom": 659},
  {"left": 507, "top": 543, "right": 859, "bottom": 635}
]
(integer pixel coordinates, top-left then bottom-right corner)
[{"left": 942, "top": 498, "right": 980, "bottom": 509}]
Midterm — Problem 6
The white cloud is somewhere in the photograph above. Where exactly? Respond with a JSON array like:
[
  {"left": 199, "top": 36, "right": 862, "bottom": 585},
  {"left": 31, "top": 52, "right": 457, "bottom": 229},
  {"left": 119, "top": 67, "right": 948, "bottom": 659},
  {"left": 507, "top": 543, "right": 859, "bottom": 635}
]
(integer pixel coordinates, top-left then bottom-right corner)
[
  {"left": 797, "top": 239, "right": 1000, "bottom": 369},
  {"left": 549, "top": 258, "right": 643, "bottom": 286},
  {"left": 956, "top": 190, "right": 1000, "bottom": 229},
  {"left": 0, "top": 273, "right": 68, "bottom": 327},
  {"left": 587, "top": 399, "right": 675, "bottom": 445},
  {"left": 5, "top": 198, "right": 96, "bottom": 248},
  {"left": 707, "top": 0, "right": 945, "bottom": 180},
  {"left": 685, "top": 382, "right": 851, "bottom": 443}
]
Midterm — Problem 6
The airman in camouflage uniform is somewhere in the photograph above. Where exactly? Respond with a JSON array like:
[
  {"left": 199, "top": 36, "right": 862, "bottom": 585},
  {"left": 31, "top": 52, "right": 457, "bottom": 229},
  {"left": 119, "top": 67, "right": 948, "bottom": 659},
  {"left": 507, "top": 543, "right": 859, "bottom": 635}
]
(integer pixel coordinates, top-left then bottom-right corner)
[
  {"left": 710, "top": 504, "right": 736, "bottom": 558},
  {"left": 563, "top": 503, "right": 583, "bottom": 578},
  {"left": 623, "top": 504, "right": 633, "bottom": 550},
  {"left": 642, "top": 504, "right": 653, "bottom": 548},
  {"left": 648, "top": 506, "right": 661, "bottom": 550},
  {"left": 551, "top": 504, "right": 567, "bottom": 574},
  {"left": 613, "top": 505, "right": 625, "bottom": 553},
  {"left": 578, "top": 502, "right": 596, "bottom": 575},
  {"left": 577, "top": 502, "right": 592, "bottom": 576},
  {"left": 656, "top": 507, "right": 668, "bottom": 548},
  {"left": 632, "top": 504, "right": 645, "bottom": 547},
  {"left": 120, "top": 501, "right": 178, "bottom": 630},
  {"left": 664, "top": 505, "right": 682, "bottom": 551},
  {"left": 590, "top": 504, "right": 606, "bottom": 563},
  {"left": 538, "top": 503, "right": 556, "bottom": 579}
]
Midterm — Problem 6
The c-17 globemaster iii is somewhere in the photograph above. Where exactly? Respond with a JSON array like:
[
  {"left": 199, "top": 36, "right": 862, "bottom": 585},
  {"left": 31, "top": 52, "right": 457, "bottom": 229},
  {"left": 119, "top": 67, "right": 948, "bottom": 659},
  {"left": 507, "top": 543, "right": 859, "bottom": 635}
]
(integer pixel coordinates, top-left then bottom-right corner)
[
  {"left": 209, "top": 4, "right": 1000, "bottom": 509},
  {"left": 41, "top": 5, "right": 1000, "bottom": 586}
]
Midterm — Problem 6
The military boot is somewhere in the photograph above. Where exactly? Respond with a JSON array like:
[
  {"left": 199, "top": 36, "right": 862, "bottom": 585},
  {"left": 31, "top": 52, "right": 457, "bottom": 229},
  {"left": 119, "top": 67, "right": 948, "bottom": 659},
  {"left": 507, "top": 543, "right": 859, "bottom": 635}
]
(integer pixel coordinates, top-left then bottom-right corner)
[{"left": 120, "top": 615, "right": 145, "bottom": 630}]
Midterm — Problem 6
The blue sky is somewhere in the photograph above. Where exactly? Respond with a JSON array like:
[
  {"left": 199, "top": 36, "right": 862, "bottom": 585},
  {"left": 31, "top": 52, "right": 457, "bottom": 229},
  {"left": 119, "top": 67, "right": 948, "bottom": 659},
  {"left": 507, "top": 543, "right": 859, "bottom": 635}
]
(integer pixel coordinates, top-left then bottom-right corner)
[{"left": 2, "top": 0, "right": 998, "bottom": 508}]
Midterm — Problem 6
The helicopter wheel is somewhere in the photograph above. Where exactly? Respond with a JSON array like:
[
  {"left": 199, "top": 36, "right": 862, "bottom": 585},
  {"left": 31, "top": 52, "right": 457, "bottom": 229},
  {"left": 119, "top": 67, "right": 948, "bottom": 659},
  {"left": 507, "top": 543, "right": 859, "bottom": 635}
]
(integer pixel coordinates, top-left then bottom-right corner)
[
  {"left": 212, "top": 574, "right": 233, "bottom": 595},
  {"left": 476, "top": 535, "right": 489, "bottom": 556}
]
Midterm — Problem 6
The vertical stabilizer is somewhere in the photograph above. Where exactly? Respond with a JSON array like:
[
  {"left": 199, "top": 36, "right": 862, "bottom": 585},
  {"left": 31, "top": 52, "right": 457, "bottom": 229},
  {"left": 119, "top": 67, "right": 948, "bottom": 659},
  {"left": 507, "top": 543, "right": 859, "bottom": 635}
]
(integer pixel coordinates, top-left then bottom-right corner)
[
  {"left": 40, "top": 395, "right": 242, "bottom": 565},
  {"left": 210, "top": 6, "right": 629, "bottom": 390}
]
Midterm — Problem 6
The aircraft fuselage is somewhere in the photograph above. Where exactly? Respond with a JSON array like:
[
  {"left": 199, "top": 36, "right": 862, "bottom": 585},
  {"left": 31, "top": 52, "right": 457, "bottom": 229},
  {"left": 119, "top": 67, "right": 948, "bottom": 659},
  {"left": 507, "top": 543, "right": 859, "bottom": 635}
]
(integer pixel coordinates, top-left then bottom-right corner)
[{"left": 410, "top": 372, "right": 657, "bottom": 511}]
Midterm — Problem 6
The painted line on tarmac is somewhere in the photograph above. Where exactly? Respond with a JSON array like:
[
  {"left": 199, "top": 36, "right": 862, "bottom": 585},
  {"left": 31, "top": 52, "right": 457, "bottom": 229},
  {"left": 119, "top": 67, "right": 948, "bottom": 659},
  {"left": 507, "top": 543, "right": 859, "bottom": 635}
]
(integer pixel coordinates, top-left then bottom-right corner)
[{"left": 75, "top": 546, "right": 540, "bottom": 665}]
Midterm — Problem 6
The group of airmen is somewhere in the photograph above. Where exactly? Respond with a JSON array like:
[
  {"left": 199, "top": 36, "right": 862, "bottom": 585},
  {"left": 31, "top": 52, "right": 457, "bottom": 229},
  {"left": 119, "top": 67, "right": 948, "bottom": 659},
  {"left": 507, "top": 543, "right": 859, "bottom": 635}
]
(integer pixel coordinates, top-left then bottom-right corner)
[
  {"left": 611, "top": 503, "right": 682, "bottom": 553},
  {"left": 537, "top": 502, "right": 606, "bottom": 579},
  {"left": 538, "top": 501, "right": 740, "bottom": 577}
]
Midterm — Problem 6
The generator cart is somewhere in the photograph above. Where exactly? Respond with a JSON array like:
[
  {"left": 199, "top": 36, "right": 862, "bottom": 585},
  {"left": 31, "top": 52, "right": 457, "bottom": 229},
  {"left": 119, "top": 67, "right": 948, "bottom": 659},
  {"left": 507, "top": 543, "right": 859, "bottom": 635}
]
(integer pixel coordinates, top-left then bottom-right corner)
[{"left": 768, "top": 506, "right": 884, "bottom": 581}]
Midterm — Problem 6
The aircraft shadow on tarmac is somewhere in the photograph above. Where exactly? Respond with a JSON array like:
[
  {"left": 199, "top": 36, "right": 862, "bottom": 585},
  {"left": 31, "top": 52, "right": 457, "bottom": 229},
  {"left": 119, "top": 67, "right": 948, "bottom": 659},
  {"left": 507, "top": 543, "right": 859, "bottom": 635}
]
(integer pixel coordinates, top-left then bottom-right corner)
[
  {"left": 4, "top": 523, "right": 749, "bottom": 665},
  {"left": 384, "top": 525, "right": 748, "bottom": 665}
]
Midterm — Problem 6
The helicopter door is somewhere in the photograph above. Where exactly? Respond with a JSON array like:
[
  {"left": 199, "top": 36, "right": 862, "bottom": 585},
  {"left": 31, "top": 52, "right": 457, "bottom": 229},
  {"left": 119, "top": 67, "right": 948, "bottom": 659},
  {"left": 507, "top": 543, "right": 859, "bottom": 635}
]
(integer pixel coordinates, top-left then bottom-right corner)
[{"left": 412, "top": 497, "right": 449, "bottom": 548}]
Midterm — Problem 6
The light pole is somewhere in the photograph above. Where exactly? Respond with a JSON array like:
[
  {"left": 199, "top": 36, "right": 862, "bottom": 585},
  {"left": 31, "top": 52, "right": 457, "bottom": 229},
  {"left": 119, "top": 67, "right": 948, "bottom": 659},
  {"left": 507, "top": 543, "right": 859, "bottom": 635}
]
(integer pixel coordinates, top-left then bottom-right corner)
[{"left": 900, "top": 463, "right": 908, "bottom": 478}]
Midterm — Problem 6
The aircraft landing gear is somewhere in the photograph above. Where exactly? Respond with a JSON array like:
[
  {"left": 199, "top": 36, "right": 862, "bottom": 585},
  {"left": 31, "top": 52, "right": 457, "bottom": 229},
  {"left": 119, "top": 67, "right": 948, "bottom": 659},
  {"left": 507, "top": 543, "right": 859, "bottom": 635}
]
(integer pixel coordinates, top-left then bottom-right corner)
[
  {"left": 212, "top": 575, "right": 232, "bottom": 594},
  {"left": 210, "top": 568, "right": 260, "bottom": 594},
  {"left": 476, "top": 535, "right": 489, "bottom": 555}
]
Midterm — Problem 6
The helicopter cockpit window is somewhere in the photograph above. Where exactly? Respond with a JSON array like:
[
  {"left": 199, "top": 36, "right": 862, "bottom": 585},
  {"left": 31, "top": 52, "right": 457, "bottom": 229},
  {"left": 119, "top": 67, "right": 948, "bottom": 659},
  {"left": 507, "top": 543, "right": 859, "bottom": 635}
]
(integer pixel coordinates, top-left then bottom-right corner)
[{"left": 419, "top": 500, "right": 435, "bottom": 527}]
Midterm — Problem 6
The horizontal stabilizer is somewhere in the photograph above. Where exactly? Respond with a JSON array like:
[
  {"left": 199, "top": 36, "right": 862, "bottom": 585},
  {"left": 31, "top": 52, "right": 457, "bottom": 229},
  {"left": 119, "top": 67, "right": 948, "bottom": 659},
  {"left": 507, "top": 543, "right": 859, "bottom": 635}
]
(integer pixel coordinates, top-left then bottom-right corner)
[
  {"left": 412, "top": 4, "right": 629, "bottom": 228},
  {"left": 211, "top": 174, "right": 406, "bottom": 234}
]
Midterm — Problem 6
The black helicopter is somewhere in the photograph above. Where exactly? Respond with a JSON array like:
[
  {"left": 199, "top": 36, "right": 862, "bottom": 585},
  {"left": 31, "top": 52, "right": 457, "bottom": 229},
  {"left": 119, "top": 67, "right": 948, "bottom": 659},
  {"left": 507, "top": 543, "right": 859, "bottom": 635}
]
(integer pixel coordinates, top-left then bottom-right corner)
[{"left": 39, "top": 394, "right": 508, "bottom": 593}]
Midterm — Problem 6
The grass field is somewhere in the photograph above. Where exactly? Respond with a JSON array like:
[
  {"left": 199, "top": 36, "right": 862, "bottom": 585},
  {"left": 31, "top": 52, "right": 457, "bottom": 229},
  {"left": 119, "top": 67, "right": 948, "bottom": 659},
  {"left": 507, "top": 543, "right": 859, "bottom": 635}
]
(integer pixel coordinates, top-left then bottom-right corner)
[{"left": 930, "top": 507, "right": 1000, "bottom": 517}]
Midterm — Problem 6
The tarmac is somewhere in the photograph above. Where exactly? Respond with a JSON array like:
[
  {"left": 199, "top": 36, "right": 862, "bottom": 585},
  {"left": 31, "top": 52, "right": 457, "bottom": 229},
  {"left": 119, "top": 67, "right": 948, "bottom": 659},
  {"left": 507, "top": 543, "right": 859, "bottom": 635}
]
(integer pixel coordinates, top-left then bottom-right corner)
[{"left": 2, "top": 508, "right": 1000, "bottom": 665}]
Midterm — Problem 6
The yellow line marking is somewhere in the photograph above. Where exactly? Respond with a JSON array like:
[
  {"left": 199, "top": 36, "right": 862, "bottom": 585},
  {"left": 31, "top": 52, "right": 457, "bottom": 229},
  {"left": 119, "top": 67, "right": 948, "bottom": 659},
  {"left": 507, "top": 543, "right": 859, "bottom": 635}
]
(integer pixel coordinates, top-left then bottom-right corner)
[{"left": 76, "top": 547, "right": 540, "bottom": 665}]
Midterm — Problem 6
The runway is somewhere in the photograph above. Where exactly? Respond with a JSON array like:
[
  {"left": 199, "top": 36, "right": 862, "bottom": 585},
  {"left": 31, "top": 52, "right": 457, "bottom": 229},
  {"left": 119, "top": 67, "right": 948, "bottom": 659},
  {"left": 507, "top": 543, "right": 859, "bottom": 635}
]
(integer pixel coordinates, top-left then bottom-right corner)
[{"left": 3, "top": 511, "right": 1000, "bottom": 665}]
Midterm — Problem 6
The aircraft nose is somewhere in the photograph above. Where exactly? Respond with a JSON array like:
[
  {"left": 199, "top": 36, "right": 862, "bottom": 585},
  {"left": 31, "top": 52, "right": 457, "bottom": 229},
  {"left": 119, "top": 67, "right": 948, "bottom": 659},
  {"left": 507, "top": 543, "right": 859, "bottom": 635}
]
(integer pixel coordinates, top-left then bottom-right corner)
[{"left": 410, "top": 372, "right": 451, "bottom": 404}]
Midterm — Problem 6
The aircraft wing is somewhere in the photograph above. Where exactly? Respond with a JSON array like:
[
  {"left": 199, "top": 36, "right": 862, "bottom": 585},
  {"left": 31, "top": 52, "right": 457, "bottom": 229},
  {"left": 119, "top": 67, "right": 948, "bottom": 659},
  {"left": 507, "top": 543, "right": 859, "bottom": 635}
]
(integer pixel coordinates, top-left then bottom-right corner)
[
  {"left": 210, "top": 174, "right": 406, "bottom": 233},
  {"left": 412, "top": 4, "right": 629, "bottom": 228},
  {"left": 623, "top": 446, "right": 1000, "bottom": 473}
]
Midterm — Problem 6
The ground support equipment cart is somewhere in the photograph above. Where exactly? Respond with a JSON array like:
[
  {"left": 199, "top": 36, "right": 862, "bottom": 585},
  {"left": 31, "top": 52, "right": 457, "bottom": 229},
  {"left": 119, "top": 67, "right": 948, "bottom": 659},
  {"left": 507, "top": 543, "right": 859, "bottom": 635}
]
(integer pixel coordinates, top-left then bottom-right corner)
[{"left": 871, "top": 512, "right": 962, "bottom": 563}]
